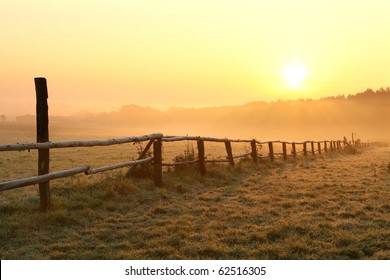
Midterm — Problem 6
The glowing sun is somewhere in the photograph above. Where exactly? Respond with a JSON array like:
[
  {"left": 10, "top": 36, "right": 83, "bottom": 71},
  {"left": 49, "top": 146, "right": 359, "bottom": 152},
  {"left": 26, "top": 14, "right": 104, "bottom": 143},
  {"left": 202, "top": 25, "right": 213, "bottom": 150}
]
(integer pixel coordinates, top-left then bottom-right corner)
[{"left": 283, "top": 62, "right": 307, "bottom": 89}]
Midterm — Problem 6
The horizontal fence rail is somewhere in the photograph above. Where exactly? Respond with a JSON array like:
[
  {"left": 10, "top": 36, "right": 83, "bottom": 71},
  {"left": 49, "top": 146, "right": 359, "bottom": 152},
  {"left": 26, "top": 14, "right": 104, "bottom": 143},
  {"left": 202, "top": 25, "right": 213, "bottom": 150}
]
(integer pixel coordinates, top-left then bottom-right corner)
[
  {"left": 1, "top": 132, "right": 370, "bottom": 212},
  {"left": 0, "top": 133, "right": 163, "bottom": 151}
]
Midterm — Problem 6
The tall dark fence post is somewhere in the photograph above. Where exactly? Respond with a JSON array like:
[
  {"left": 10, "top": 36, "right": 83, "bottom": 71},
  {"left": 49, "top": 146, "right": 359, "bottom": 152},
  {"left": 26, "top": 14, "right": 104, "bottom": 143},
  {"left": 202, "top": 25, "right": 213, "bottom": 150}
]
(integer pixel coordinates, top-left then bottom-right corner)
[
  {"left": 197, "top": 139, "right": 207, "bottom": 175},
  {"left": 35, "top": 77, "right": 51, "bottom": 212},
  {"left": 282, "top": 142, "right": 287, "bottom": 161},
  {"left": 153, "top": 139, "right": 163, "bottom": 187},
  {"left": 225, "top": 141, "right": 234, "bottom": 166},
  {"left": 268, "top": 142, "right": 274, "bottom": 162},
  {"left": 324, "top": 141, "right": 328, "bottom": 152},
  {"left": 251, "top": 140, "right": 258, "bottom": 163},
  {"left": 292, "top": 142, "right": 297, "bottom": 158},
  {"left": 317, "top": 142, "right": 322, "bottom": 155},
  {"left": 311, "top": 141, "right": 315, "bottom": 155}
]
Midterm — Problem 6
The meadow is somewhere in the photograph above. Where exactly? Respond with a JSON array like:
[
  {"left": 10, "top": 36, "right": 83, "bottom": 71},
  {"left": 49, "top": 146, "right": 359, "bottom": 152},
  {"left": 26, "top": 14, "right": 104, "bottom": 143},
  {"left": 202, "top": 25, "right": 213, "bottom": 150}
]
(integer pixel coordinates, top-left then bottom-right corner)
[{"left": 0, "top": 132, "right": 389, "bottom": 259}]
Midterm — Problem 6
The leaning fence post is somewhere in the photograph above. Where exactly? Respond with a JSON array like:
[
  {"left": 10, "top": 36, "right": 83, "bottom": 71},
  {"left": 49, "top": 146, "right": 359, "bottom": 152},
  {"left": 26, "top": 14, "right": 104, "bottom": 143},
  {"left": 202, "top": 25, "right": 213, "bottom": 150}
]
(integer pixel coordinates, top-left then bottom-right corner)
[
  {"left": 324, "top": 141, "right": 328, "bottom": 152},
  {"left": 35, "top": 77, "right": 51, "bottom": 212},
  {"left": 282, "top": 142, "right": 287, "bottom": 161},
  {"left": 197, "top": 139, "right": 207, "bottom": 175},
  {"left": 317, "top": 142, "right": 322, "bottom": 155},
  {"left": 268, "top": 142, "right": 274, "bottom": 162},
  {"left": 303, "top": 142, "right": 308, "bottom": 157},
  {"left": 153, "top": 138, "right": 163, "bottom": 187},
  {"left": 251, "top": 140, "right": 258, "bottom": 163},
  {"left": 311, "top": 141, "right": 315, "bottom": 155},
  {"left": 225, "top": 141, "right": 234, "bottom": 166}
]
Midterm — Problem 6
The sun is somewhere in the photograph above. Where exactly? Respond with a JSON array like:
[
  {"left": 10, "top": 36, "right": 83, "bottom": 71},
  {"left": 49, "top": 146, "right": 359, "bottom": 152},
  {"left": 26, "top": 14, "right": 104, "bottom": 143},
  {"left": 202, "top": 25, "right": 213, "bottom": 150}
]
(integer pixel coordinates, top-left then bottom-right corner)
[{"left": 283, "top": 62, "right": 307, "bottom": 89}]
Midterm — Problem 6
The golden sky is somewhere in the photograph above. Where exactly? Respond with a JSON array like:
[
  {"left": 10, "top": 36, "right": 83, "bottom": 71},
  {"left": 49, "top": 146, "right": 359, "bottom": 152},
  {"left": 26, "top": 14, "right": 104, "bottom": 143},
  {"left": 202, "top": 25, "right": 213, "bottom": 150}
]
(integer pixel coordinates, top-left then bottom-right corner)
[{"left": 1, "top": 0, "right": 389, "bottom": 116}]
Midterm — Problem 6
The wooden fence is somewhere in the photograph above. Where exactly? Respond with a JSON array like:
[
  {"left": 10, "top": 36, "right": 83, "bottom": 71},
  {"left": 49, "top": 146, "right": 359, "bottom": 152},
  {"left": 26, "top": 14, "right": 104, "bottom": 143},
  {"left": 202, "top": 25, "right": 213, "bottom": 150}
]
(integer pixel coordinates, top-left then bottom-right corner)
[{"left": 0, "top": 78, "right": 366, "bottom": 211}]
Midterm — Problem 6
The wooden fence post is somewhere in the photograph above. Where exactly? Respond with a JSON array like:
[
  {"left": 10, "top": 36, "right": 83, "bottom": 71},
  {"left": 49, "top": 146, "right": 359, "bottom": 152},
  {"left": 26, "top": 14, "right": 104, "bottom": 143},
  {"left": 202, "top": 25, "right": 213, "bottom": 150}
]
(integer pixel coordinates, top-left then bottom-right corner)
[
  {"left": 197, "top": 139, "right": 207, "bottom": 175},
  {"left": 35, "top": 77, "right": 51, "bottom": 212},
  {"left": 251, "top": 140, "right": 258, "bottom": 163},
  {"left": 330, "top": 141, "right": 334, "bottom": 152},
  {"left": 225, "top": 141, "right": 234, "bottom": 166},
  {"left": 282, "top": 142, "right": 287, "bottom": 161},
  {"left": 317, "top": 142, "right": 322, "bottom": 155},
  {"left": 311, "top": 141, "right": 315, "bottom": 155},
  {"left": 292, "top": 142, "right": 297, "bottom": 158},
  {"left": 324, "top": 141, "right": 328, "bottom": 152},
  {"left": 268, "top": 142, "right": 274, "bottom": 162},
  {"left": 153, "top": 139, "right": 163, "bottom": 187},
  {"left": 303, "top": 142, "right": 308, "bottom": 157}
]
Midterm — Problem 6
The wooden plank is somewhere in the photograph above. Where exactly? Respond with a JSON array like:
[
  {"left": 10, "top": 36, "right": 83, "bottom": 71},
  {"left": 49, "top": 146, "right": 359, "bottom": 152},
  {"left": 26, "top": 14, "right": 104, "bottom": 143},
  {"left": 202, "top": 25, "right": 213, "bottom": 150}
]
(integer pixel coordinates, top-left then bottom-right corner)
[
  {"left": 86, "top": 157, "right": 153, "bottom": 175},
  {"left": 0, "top": 133, "right": 163, "bottom": 152},
  {"left": 0, "top": 166, "right": 90, "bottom": 192},
  {"left": 35, "top": 77, "right": 51, "bottom": 211}
]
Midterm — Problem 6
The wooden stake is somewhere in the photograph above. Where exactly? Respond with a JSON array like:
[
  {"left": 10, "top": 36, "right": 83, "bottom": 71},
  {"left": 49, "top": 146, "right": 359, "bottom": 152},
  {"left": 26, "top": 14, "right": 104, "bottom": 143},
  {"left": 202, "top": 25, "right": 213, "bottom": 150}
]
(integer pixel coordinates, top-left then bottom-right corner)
[
  {"left": 153, "top": 139, "right": 163, "bottom": 187},
  {"left": 197, "top": 139, "right": 207, "bottom": 175},
  {"left": 251, "top": 140, "right": 258, "bottom": 163},
  {"left": 282, "top": 142, "right": 287, "bottom": 161},
  {"left": 303, "top": 142, "right": 307, "bottom": 157},
  {"left": 35, "top": 77, "right": 51, "bottom": 212},
  {"left": 225, "top": 141, "right": 234, "bottom": 166},
  {"left": 268, "top": 142, "right": 274, "bottom": 162},
  {"left": 292, "top": 142, "right": 297, "bottom": 158}
]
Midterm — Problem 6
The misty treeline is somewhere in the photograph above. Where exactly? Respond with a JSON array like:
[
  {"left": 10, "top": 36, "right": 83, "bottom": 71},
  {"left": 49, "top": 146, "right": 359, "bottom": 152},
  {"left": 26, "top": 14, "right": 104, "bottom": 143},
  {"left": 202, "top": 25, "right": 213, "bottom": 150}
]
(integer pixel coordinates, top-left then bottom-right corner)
[{"left": 2, "top": 88, "right": 390, "bottom": 142}]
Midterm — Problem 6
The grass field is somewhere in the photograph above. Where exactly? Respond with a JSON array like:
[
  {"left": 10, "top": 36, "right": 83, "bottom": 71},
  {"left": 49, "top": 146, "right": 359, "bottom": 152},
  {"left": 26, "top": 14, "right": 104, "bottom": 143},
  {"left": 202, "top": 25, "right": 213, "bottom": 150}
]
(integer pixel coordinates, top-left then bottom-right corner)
[{"left": 0, "top": 141, "right": 389, "bottom": 259}]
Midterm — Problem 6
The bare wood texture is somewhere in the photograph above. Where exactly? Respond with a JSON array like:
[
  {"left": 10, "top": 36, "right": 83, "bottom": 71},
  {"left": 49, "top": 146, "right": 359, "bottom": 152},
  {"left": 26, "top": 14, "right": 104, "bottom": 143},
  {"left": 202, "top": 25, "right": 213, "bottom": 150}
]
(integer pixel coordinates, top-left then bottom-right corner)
[
  {"left": 224, "top": 141, "right": 235, "bottom": 166},
  {"left": 35, "top": 77, "right": 51, "bottom": 211},
  {"left": 251, "top": 140, "right": 258, "bottom": 163},
  {"left": 268, "top": 142, "right": 275, "bottom": 162},
  {"left": 0, "top": 166, "right": 90, "bottom": 192},
  {"left": 282, "top": 142, "right": 287, "bottom": 160},
  {"left": 311, "top": 141, "right": 315, "bottom": 155},
  {"left": 162, "top": 160, "right": 199, "bottom": 167},
  {"left": 153, "top": 139, "right": 163, "bottom": 187},
  {"left": 292, "top": 142, "right": 297, "bottom": 158},
  {"left": 0, "top": 133, "right": 163, "bottom": 152},
  {"left": 197, "top": 139, "right": 207, "bottom": 175},
  {"left": 86, "top": 157, "right": 153, "bottom": 175}
]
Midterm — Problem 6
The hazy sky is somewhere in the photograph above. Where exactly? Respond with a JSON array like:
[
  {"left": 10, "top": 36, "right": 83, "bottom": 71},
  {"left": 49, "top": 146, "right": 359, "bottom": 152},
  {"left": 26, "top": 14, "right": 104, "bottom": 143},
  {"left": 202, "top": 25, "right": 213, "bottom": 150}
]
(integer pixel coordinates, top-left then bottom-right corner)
[{"left": 1, "top": 0, "right": 389, "bottom": 117}]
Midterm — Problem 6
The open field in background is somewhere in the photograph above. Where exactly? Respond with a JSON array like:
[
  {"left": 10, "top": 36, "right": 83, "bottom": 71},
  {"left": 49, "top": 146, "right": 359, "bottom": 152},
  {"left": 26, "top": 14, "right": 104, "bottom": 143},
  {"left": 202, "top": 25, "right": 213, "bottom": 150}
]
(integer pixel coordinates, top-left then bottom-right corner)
[{"left": 0, "top": 138, "right": 389, "bottom": 259}]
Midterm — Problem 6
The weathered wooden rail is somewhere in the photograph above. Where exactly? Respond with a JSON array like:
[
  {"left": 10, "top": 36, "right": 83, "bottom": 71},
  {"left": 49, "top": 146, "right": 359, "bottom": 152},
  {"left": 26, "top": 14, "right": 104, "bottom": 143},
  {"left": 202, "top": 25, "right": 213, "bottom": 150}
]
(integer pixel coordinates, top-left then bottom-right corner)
[{"left": 0, "top": 77, "right": 367, "bottom": 211}]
